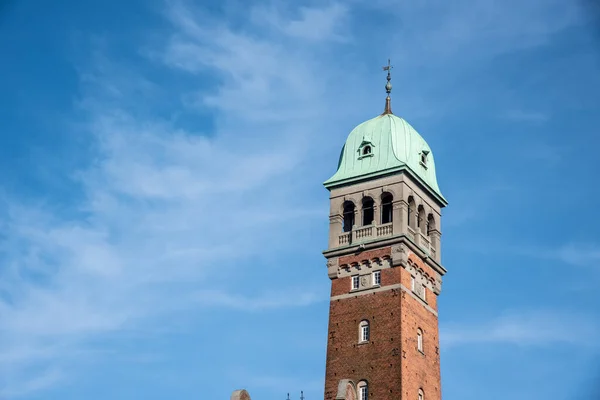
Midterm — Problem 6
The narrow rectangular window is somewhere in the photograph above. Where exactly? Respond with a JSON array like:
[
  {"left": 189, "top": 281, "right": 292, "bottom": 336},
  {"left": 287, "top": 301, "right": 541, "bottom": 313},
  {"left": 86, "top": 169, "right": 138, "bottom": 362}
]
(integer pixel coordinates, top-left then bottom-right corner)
[
  {"left": 422, "top": 284, "right": 427, "bottom": 301},
  {"left": 411, "top": 276, "right": 416, "bottom": 291},
  {"left": 373, "top": 271, "right": 381, "bottom": 286},
  {"left": 361, "top": 324, "right": 369, "bottom": 342},
  {"left": 352, "top": 275, "right": 360, "bottom": 290},
  {"left": 360, "top": 386, "right": 368, "bottom": 400}
]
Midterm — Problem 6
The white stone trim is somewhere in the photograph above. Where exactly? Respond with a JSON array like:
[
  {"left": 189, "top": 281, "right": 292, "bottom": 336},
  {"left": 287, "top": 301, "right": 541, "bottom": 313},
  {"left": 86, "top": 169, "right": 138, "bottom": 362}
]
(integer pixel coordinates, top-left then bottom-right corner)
[{"left": 330, "top": 283, "right": 438, "bottom": 316}]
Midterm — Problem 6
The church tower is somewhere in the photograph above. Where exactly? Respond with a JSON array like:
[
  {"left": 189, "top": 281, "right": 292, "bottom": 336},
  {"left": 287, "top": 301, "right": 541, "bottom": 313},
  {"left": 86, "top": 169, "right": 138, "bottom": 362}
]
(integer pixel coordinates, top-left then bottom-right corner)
[{"left": 322, "top": 63, "right": 448, "bottom": 400}]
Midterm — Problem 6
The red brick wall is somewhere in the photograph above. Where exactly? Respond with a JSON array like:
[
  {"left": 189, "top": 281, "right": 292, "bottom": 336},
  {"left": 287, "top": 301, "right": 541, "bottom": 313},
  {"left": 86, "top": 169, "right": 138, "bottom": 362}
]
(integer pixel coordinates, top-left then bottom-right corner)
[
  {"left": 324, "top": 289, "right": 403, "bottom": 400},
  {"left": 399, "top": 285, "right": 441, "bottom": 400},
  {"left": 324, "top": 249, "right": 441, "bottom": 400}
]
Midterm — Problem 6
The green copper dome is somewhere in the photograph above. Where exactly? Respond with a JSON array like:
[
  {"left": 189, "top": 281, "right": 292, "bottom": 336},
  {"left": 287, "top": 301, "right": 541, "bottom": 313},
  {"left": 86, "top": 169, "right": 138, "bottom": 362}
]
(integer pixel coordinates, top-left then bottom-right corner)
[{"left": 324, "top": 113, "right": 447, "bottom": 205}]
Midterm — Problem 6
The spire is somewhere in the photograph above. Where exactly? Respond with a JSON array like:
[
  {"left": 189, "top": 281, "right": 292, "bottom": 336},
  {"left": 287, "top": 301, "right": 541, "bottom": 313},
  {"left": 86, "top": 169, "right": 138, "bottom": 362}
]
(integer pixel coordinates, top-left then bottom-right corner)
[{"left": 382, "top": 59, "right": 393, "bottom": 115}]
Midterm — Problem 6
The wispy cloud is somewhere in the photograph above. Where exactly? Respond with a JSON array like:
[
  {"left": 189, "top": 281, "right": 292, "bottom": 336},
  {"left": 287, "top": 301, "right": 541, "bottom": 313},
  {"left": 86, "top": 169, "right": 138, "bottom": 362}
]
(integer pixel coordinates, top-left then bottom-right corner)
[
  {"left": 503, "top": 110, "right": 549, "bottom": 123},
  {"left": 554, "top": 243, "right": 600, "bottom": 267},
  {"left": 0, "top": 1, "right": 348, "bottom": 397},
  {"left": 456, "top": 240, "right": 600, "bottom": 269},
  {"left": 441, "top": 310, "right": 599, "bottom": 349},
  {"left": 0, "top": 0, "right": 594, "bottom": 398},
  {"left": 193, "top": 289, "right": 326, "bottom": 312}
]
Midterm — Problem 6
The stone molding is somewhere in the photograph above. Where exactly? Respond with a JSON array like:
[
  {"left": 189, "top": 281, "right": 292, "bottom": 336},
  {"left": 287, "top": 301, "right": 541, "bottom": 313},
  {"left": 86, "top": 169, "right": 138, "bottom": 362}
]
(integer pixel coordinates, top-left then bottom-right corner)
[
  {"left": 323, "top": 234, "right": 446, "bottom": 277},
  {"left": 327, "top": 258, "right": 339, "bottom": 279},
  {"left": 406, "top": 259, "right": 442, "bottom": 295},
  {"left": 330, "top": 283, "right": 438, "bottom": 316}
]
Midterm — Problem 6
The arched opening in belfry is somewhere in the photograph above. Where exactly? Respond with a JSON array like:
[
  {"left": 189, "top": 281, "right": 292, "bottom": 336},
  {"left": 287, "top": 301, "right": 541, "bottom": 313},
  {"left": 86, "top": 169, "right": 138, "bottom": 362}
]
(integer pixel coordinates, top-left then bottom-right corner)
[
  {"left": 381, "top": 193, "right": 393, "bottom": 224},
  {"left": 343, "top": 201, "right": 356, "bottom": 233},
  {"left": 407, "top": 196, "right": 416, "bottom": 228},
  {"left": 417, "top": 205, "right": 426, "bottom": 234},
  {"left": 362, "top": 197, "right": 374, "bottom": 226},
  {"left": 427, "top": 213, "right": 435, "bottom": 236}
]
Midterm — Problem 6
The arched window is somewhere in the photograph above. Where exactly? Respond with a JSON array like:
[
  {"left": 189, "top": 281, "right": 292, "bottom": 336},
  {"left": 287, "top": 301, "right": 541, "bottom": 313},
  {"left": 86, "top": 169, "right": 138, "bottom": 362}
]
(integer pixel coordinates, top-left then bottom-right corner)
[
  {"left": 417, "top": 328, "right": 423, "bottom": 352},
  {"left": 427, "top": 214, "right": 435, "bottom": 236},
  {"left": 362, "top": 197, "right": 374, "bottom": 226},
  {"left": 362, "top": 145, "right": 372, "bottom": 156},
  {"left": 359, "top": 320, "right": 370, "bottom": 343},
  {"left": 343, "top": 201, "right": 355, "bottom": 233},
  {"left": 418, "top": 389, "right": 424, "bottom": 400},
  {"left": 381, "top": 193, "right": 393, "bottom": 224},
  {"left": 407, "top": 196, "right": 416, "bottom": 229},
  {"left": 417, "top": 205, "right": 426, "bottom": 234},
  {"left": 357, "top": 381, "right": 368, "bottom": 400}
]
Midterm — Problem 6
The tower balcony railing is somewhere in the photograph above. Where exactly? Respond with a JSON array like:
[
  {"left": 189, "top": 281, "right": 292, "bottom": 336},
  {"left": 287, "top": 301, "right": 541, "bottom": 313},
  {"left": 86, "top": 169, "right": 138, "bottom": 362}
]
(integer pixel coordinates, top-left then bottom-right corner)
[
  {"left": 414, "top": 230, "right": 436, "bottom": 259},
  {"left": 337, "top": 222, "right": 393, "bottom": 247}
]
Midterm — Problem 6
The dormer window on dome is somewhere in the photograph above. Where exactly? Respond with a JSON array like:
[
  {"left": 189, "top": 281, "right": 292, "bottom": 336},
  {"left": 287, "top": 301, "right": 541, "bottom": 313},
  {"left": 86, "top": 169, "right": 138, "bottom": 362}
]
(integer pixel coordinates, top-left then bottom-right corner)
[
  {"left": 420, "top": 150, "right": 430, "bottom": 168},
  {"left": 358, "top": 137, "right": 374, "bottom": 160}
]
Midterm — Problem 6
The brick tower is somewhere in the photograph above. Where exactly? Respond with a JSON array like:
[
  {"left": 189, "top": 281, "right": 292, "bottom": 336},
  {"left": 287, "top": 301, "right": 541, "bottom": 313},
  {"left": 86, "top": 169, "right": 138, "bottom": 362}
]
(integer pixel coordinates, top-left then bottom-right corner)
[{"left": 322, "top": 63, "right": 448, "bottom": 400}]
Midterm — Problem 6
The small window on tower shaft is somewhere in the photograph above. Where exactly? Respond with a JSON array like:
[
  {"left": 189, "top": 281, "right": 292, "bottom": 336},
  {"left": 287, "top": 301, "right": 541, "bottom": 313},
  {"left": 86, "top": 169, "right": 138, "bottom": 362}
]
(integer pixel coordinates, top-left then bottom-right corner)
[
  {"left": 357, "top": 381, "right": 368, "bottom": 400},
  {"left": 373, "top": 271, "right": 381, "bottom": 286},
  {"left": 352, "top": 275, "right": 360, "bottom": 290},
  {"left": 418, "top": 389, "right": 424, "bottom": 400},
  {"left": 417, "top": 328, "right": 424, "bottom": 353},
  {"left": 359, "top": 320, "right": 370, "bottom": 343}
]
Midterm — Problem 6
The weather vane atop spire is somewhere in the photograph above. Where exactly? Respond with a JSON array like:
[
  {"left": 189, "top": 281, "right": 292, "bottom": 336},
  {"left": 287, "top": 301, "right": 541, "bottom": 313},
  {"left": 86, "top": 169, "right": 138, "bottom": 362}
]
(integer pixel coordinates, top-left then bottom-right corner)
[{"left": 382, "top": 59, "right": 393, "bottom": 115}]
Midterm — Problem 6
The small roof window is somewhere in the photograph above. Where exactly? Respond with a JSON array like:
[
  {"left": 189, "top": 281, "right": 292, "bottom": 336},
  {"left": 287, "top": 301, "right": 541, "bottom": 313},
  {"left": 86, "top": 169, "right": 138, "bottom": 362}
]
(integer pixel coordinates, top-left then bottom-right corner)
[
  {"left": 420, "top": 150, "right": 430, "bottom": 167},
  {"left": 358, "top": 140, "right": 375, "bottom": 159}
]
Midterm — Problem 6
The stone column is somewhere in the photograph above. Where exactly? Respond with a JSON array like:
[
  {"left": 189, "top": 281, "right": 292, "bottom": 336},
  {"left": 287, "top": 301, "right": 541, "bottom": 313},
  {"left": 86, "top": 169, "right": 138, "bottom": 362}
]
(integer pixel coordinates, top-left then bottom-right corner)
[
  {"left": 429, "top": 229, "right": 441, "bottom": 261},
  {"left": 392, "top": 200, "right": 406, "bottom": 236},
  {"left": 373, "top": 204, "right": 380, "bottom": 227},
  {"left": 396, "top": 200, "right": 408, "bottom": 235},
  {"left": 329, "top": 214, "right": 343, "bottom": 248}
]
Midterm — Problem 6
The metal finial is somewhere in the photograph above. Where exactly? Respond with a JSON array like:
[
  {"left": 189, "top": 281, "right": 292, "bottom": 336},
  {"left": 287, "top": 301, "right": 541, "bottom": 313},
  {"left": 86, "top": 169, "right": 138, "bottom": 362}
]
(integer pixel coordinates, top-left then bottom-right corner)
[
  {"left": 287, "top": 393, "right": 290, "bottom": 400},
  {"left": 382, "top": 59, "right": 393, "bottom": 115},
  {"left": 300, "top": 391, "right": 305, "bottom": 400}
]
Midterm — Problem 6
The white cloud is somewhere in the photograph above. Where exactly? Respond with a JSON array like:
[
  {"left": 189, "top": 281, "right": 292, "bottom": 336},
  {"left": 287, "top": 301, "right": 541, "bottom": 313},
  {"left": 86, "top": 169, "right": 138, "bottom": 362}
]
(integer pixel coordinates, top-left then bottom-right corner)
[
  {"left": 251, "top": 3, "right": 350, "bottom": 42},
  {"left": 193, "top": 289, "right": 325, "bottom": 312},
  {"left": 555, "top": 243, "right": 600, "bottom": 268},
  {"left": 0, "top": 2, "right": 349, "bottom": 397},
  {"left": 503, "top": 110, "right": 549, "bottom": 123},
  {"left": 441, "top": 310, "right": 599, "bottom": 348}
]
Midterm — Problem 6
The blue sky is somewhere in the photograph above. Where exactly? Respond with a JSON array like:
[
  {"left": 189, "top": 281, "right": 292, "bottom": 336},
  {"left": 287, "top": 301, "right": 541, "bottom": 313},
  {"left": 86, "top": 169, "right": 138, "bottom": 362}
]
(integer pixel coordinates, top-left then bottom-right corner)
[{"left": 1, "top": 0, "right": 600, "bottom": 399}]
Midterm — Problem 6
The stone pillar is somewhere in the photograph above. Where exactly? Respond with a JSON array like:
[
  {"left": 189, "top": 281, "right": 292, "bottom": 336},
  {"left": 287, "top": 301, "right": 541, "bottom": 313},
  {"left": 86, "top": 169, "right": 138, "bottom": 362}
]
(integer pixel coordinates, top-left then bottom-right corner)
[
  {"left": 392, "top": 200, "right": 405, "bottom": 236},
  {"left": 373, "top": 204, "right": 380, "bottom": 226},
  {"left": 329, "top": 214, "right": 343, "bottom": 248},
  {"left": 429, "top": 229, "right": 441, "bottom": 261},
  {"left": 396, "top": 200, "right": 408, "bottom": 235}
]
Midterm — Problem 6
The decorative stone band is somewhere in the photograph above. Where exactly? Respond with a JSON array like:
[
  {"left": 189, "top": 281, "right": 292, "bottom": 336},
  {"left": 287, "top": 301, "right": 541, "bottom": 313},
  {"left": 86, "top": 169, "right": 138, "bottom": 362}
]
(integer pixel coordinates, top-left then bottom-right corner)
[
  {"left": 325, "top": 240, "right": 442, "bottom": 295},
  {"left": 323, "top": 234, "right": 446, "bottom": 277},
  {"left": 330, "top": 283, "right": 438, "bottom": 317}
]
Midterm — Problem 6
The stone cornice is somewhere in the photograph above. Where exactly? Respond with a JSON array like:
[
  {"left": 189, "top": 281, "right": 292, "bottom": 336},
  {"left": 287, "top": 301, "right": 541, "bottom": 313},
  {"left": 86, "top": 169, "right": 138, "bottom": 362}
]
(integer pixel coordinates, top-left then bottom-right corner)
[{"left": 323, "top": 234, "right": 447, "bottom": 277}]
